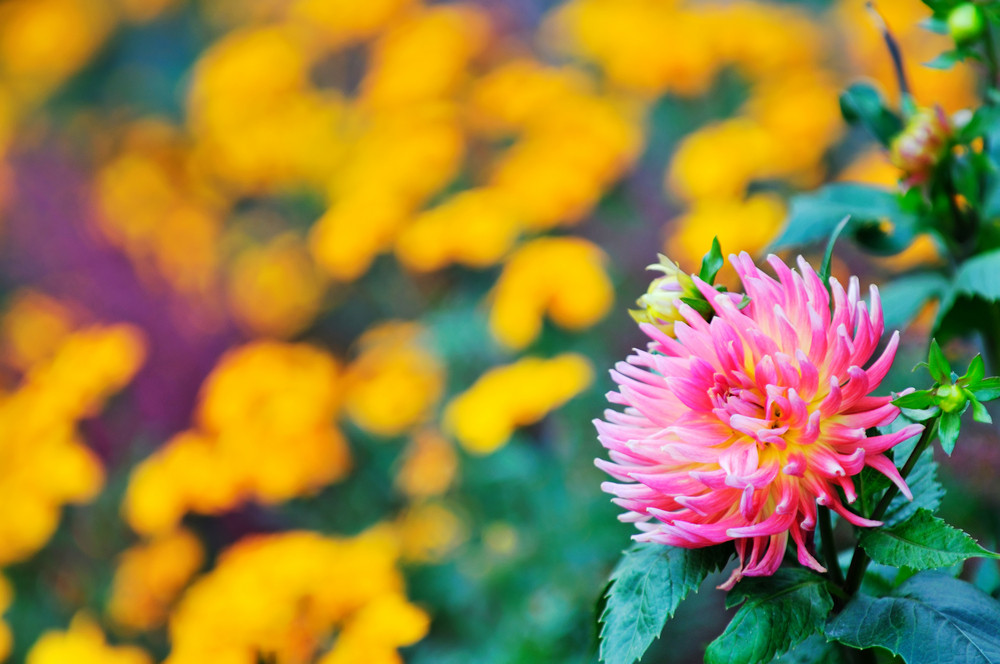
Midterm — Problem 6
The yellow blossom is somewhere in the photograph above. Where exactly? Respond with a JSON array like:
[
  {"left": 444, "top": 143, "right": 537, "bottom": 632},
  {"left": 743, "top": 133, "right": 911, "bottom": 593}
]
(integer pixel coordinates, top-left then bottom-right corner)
[
  {"left": 107, "top": 529, "right": 204, "bottom": 632},
  {"left": 488, "top": 237, "right": 614, "bottom": 350},
  {"left": 665, "top": 193, "right": 786, "bottom": 274},
  {"left": 27, "top": 613, "right": 152, "bottom": 664},
  {"left": 125, "top": 342, "right": 350, "bottom": 535},
  {"left": 0, "top": 290, "right": 78, "bottom": 371},
  {"left": 343, "top": 322, "right": 444, "bottom": 437},
  {"left": 394, "top": 188, "right": 522, "bottom": 272},
  {"left": 444, "top": 354, "right": 593, "bottom": 454},
  {"left": 395, "top": 429, "right": 458, "bottom": 498},
  {"left": 0, "top": 0, "right": 114, "bottom": 104},
  {"left": 166, "top": 530, "right": 427, "bottom": 664},
  {"left": 359, "top": 5, "right": 491, "bottom": 110},
  {"left": 226, "top": 234, "right": 327, "bottom": 339},
  {"left": 290, "top": 0, "right": 418, "bottom": 50}
]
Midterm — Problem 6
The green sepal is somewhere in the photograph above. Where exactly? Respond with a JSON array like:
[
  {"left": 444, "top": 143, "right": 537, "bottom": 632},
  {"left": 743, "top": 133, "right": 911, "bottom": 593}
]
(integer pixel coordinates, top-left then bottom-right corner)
[
  {"left": 839, "top": 83, "right": 903, "bottom": 146},
  {"left": 892, "top": 390, "right": 934, "bottom": 409},
  {"left": 698, "top": 237, "right": 724, "bottom": 286},
  {"left": 927, "top": 339, "right": 950, "bottom": 384},
  {"left": 938, "top": 409, "right": 962, "bottom": 455}
]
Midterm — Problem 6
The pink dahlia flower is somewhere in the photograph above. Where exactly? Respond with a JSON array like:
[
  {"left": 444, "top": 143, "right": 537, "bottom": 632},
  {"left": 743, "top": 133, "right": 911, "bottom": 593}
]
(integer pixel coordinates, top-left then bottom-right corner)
[{"left": 596, "top": 253, "right": 923, "bottom": 589}]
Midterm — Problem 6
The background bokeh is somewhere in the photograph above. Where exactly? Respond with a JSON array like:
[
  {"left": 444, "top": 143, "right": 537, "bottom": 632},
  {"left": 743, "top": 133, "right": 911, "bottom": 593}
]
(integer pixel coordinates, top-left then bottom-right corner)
[{"left": 0, "top": 0, "right": 995, "bottom": 662}]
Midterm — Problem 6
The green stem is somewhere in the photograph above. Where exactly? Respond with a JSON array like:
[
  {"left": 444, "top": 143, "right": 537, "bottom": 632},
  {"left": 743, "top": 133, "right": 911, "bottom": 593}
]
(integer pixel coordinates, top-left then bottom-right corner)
[
  {"left": 841, "top": 417, "right": 940, "bottom": 598},
  {"left": 818, "top": 505, "right": 845, "bottom": 587}
]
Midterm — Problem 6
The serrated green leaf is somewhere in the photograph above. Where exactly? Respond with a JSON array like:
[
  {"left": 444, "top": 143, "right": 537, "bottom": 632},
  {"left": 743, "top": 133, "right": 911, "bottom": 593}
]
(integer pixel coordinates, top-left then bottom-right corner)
[
  {"left": 839, "top": 83, "right": 903, "bottom": 146},
  {"left": 826, "top": 573, "right": 1000, "bottom": 663},
  {"left": 877, "top": 272, "right": 950, "bottom": 332},
  {"left": 927, "top": 339, "right": 950, "bottom": 384},
  {"left": 859, "top": 509, "right": 999, "bottom": 570},
  {"left": 892, "top": 390, "right": 934, "bottom": 409},
  {"left": 771, "top": 184, "right": 916, "bottom": 252},
  {"left": 699, "top": 237, "right": 724, "bottom": 285},
  {"left": 938, "top": 410, "right": 961, "bottom": 455},
  {"left": 599, "top": 543, "right": 730, "bottom": 664},
  {"left": 705, "top": 569, "right": 833, "bottom": 664}
]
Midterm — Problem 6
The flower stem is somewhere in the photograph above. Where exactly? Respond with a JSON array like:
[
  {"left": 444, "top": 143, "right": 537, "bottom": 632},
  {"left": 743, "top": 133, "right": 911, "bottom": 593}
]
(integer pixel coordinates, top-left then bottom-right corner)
[
  {"left": 841, "top": 417, "right": 940, "bottom": 599},
  {"left": 818, "top": 505, "right": 844, "bottom": 587}
]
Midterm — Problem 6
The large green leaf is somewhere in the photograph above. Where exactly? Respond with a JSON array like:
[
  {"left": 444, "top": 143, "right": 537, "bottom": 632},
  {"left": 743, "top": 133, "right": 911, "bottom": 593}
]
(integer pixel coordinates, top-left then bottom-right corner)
[
  {"left": 705, "top": 569, "right": 833, "bottom": 664},
  {"left": 771, "top": 184, "right": 917, "bottom": 254},
  {"left": 877, "top": 272, "right": 950, "bottom": 332},
  {"left": 598, "top": 543, "right": 731, "bottom": 664},
  {"left": 859, "top": 509, "right": 999, "bottom": 570},
  {"left": 938, "top": 249, "right": 1000, "bottom": 322},
  {"left": 827, "top": 573, "right": 1000, "bottom": 663}
]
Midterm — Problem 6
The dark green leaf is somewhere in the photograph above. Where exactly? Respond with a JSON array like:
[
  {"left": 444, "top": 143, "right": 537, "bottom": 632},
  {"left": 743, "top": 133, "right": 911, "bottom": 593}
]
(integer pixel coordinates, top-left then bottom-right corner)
[
  {"left": 947, "top": 248, "right": 1000, "bottom": 303},
  {"left": 927, "top": 339, "right": 950, "bottom": 384},
  {"left": 679, "top": 297, "right": 713, "bottom": 316},
  {"left": 599, "top": 543, "right": 730, "bottom": 664},
  {"left": 771, "top": 184, "right": 917, "bottom": 254},
  {"left": 859, "top": 509, "right": 999, "bottom": 570},
  {"left": 705, "top": 569, "right": 833, "bottom": 664},
  {"left": 839, "top": 83, "right": 903, "bottom": 146},
  {"left": 877, "top": 272, "right": 950, "bottom": 332},
  {"left": 827, "top": 573, "right": 1000, "bottom": 663},
  {"left": 699, "top": 237, "right": 724, "bottom": 285},
  {"left": 938, "top": 410, "right": 961, "bottom": 455},
  {"left": 892, "top": 390, "right": 934, "bottom": 409}
]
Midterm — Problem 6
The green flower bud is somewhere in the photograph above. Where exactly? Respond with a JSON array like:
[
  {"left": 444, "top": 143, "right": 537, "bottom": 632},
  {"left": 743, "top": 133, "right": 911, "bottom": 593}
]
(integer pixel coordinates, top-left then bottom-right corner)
[
  {"left": 948, "top": 3, "right": 985, "bottom": 45},
  {"left": 936, "top": 383, "right": 967, "bottom": 413}
]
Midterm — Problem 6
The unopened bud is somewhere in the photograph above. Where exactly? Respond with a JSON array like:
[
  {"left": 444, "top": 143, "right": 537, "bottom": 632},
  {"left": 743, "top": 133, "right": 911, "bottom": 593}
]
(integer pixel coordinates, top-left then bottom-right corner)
[
  {"left": 936, "top": 383, "right": 966, "bottom": 413},
  {"left": 889, "top": 106, "right": 952, "bottom": 187},
  {"left": 629, "top": 255, "right": 700, "bottom": 337},
  {"left": 948, "top": 3, "right": 985, "bottom": 45}
]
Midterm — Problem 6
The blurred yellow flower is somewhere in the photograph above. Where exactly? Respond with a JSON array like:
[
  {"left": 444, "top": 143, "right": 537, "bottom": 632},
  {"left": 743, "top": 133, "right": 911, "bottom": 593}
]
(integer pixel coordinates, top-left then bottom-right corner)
[
  {"left": 166, "top": 529, "right": 427, "bottom": 664},
  {"left": 666, "top": 193, "right": 786, "bottom": 273},
  {"left": 0, "top": 290, "right": 78, "bottom": 371},
  {"left": 444, "top": 354, "right": 593, "bottom": 455},
  {"left": 27, "top": 613, "right": 151, "bottom": 664},
  {"left": 343, "top": 322, "right": 444, "bottom": 437},
  {"left": 0, "top": 0, "right": 114, "bottom": 104},
  {"left": 188, "top": 25, "right": 348, "bottom": 193},
  {"left": 226, "top": 234, "right": 327, "bottom": 339},
  {"left": 360, "top": 5, "right": 490, "bottom": 110},
  {"left": 666, "top": 118, "right": 777, "bottom": 202},
  {"left": 489, "top": 237, "right": 614, "bottom": 350},
  {"left": 0, "top": 322, "right": 147, "bottom": 562},
  {"left": 125, "top": 342, "right": 350, "bottom": 535},
  {"left": 394, "top": 188, "right": 521, "bottom": 272},
  {"left": 544, "top": 0, "right": 720, "bottom": 98},
  {"left": 107, "top": 529, "right": 204, "bottom": 632},
  {"left": 395, "top": 429, "right": 458, "bottom": 498},
  {"left": 290, "top": 0, "right": 417, "bottom": 50}
]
